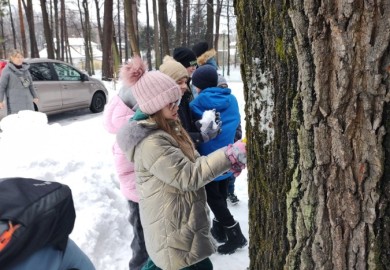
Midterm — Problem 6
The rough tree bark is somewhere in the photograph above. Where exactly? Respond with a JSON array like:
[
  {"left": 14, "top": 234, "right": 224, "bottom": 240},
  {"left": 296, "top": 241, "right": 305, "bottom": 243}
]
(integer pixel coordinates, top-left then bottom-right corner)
[
  {"left": 124, "top": 0, "right": 140, "bottom": 56},
  {"left": 40, "top": 0, "right": 55, "bottom": 59},
  {"left": 22, "top": 0, "right": 39, "bottom": 57},
  {"left": 158, "top": 0, "right": 170, "bottom": 57},
  {"left": 152, "top": 0, "right": 161, "bottom": 68},
  {"left": 18, "top": 0, "right": 27, "bottom": 56},
  {"left": 235, "top": 0, "right": 390, "bottom": 269},
  {"left": 205, "top": 0, "right": 214, "bottom": 47},
  {"left": 174, "top": 0, "right": 182, "bottom": 48},
  {"left": 101, "top": 0, "right": 113, "bottom": 80}
]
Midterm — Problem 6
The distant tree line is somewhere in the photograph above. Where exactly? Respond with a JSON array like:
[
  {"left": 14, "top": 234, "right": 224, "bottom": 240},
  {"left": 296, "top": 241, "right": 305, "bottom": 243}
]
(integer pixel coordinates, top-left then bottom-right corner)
[{"left": 0, "top": 0, "right": 236, "bottom": 80}]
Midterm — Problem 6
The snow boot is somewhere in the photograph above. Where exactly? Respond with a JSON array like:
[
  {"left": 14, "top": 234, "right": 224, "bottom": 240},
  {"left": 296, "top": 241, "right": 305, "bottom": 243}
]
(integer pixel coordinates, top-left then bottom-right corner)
[
  {"left": 210, "top": 218, "right": 227, "bottom": 243},
  {"left": 227, "top": 193, "right": 240, "bottom": 205},
  {"left": 217, "top": 222, "right": 247, "bottom": 254}
]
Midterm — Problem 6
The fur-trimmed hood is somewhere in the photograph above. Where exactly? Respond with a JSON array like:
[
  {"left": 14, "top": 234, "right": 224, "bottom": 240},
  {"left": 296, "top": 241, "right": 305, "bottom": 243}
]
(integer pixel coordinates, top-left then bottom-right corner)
[
  {"left": 116, "top": 119, "right": 158, "bottom": 162},
  {"left": 196, "top": 48, "right": 217, "bottom": 66}
]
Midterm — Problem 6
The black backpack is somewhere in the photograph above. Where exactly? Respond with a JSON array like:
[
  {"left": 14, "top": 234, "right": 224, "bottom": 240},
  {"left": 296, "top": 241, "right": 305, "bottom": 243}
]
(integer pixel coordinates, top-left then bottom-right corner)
[{"left": 0, "top": 177, "right": 76, "bottom": 268}]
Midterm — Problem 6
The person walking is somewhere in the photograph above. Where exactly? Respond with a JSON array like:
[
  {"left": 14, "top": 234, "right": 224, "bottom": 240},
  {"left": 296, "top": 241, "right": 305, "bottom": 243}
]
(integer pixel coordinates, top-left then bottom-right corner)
[
  {"left": 117, "top": 56, "right": 247, "bottom": 270},
  {"left": 0, "top": 50, "right": 38, "bottom": 115},
  {"left": 190, "top": 64, "right": 248, "bottom": 255},
  {"left": 103, "top": 86, "right": 148, "bottom": 270}
]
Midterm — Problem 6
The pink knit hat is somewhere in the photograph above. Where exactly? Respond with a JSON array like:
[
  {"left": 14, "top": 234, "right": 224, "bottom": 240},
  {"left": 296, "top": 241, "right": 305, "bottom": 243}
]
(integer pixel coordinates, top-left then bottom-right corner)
[{"left": 120, "top": 56, "right": 181, "bottom": 115}]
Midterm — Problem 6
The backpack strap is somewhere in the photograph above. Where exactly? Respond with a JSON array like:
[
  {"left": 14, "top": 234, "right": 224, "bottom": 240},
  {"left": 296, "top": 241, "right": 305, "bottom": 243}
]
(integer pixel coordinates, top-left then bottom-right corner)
[{"left": 0, "top": 221, "right": 21, "bottom": 252}]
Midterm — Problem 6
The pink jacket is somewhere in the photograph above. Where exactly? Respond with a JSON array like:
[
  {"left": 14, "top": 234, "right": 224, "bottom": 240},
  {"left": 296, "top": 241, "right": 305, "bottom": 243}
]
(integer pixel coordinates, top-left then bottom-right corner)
[{"left": 103, "top": 95, "right": 139, "bottom": 202}]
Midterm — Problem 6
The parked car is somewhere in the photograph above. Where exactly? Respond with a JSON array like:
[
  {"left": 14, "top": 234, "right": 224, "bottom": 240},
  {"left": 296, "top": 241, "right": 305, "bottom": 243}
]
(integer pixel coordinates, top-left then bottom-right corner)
[{"left": 0, "top": 58, "right": 108, "bottom": 120}]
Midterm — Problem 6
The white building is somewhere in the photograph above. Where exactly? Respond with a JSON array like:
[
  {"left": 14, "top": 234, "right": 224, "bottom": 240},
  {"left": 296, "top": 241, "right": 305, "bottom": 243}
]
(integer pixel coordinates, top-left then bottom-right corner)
[{"left": 39, "top": 38, "right": 103, "bottom": 69}]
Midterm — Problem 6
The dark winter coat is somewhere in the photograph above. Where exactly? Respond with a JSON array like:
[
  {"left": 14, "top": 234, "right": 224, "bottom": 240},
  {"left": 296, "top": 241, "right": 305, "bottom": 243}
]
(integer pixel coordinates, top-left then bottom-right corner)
[
  {"left": 0, "top": 62, "right": 37, "bottom": 115},
  {"left": 190, "top": 86, "right": 240, "bottom": 181},
  {"left": 178, "top": 90, "right": 204, "bottom": 145},
  {"left": 117, "top": 119, "right": 232, "bottom": 270}
]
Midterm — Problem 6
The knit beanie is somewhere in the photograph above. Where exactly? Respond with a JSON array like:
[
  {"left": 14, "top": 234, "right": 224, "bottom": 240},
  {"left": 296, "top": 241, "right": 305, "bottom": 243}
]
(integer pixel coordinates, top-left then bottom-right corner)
[
  {"left": 191, "top": 65, "right": 218, "bottom": 90},
  {"left": 173, "top": 47, "right": 197, "bottom": 68},
  {"left": 192, "top": 41, "right": 209, "bottom": 58},
  {"left": 159, "top": 55, "right": 188, "bottom": 81},
  {"left": 119, "top": 56, "right": 181, "bottom": 115},
  {"left": 217, "top": 75, "right": 228, "bottom": 88}
]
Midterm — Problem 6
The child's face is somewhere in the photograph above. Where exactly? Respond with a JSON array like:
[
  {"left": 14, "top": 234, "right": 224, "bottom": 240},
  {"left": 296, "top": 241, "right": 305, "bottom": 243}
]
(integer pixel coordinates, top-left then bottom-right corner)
[
  {"left": 161, "top": 99, "right": 180, "bottom": 121},
  {"left": 186, "top": 65, "right": 196, "bottom": 76},
  {"left": 176, "top": 77, "right": 188, "bottom": 94}
]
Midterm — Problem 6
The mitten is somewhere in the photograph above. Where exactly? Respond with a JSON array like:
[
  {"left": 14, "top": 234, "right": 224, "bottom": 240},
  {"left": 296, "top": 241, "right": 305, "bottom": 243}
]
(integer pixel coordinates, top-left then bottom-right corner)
[
  {"left": 225, "top": 140, "right": 247, "bottom": 165},
  {"left": 195, "top": 120, "right": 222, "bottom": 142},
  {"left": 230, "top": 162, "right": 246, "bottom": 177}
]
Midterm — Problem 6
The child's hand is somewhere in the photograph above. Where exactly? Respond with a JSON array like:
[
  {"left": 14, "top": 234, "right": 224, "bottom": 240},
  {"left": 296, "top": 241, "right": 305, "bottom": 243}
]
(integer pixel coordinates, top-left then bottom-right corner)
[{"left": 225, "top": 141, "right": 247, "bottom": 165}]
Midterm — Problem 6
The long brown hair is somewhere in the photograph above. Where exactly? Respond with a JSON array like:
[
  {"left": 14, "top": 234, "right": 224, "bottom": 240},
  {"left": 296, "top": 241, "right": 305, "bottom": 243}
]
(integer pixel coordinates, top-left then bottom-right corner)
[{"left": 152, "top": 111, "right": 196, "bottom": 162}]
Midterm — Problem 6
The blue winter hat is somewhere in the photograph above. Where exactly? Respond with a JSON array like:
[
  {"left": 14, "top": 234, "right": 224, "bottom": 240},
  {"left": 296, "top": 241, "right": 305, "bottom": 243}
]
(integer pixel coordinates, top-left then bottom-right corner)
[{"left": 191, "top": 65, "right": 218, "bottom": 90}]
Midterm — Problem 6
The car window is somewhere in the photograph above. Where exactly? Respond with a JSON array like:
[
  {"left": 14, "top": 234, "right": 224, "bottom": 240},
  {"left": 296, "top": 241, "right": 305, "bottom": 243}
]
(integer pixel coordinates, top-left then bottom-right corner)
[
  {"left": 53, "top": 63, "right": 82, "bottom": 81},
  {"left": 29, "top": 62, "right": 54, "bottom": 81}
]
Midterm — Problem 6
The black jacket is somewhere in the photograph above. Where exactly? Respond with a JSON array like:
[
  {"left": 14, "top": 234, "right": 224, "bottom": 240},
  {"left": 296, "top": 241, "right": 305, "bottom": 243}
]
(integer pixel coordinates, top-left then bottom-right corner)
[{"left": 178, "top": 90, "right": 204, "bottom": 145}]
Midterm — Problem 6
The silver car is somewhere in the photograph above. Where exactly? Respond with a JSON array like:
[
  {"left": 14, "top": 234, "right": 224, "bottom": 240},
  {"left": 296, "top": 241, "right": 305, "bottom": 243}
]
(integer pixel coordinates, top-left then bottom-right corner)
[{"left": 0, "top": 58, "right": 108, "bottom": 119}]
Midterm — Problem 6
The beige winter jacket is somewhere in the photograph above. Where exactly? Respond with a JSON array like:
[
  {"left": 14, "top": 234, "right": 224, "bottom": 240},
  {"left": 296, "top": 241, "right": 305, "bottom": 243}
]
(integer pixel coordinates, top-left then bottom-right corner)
[{"left": 117, "top": 120, "right": 232, "bottom": 270}]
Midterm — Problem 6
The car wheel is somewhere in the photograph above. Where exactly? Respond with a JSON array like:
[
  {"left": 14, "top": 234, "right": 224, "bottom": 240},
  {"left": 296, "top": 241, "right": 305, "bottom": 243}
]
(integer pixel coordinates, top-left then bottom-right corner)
[{"left": 90, "top": 92, "right": 106, "bottom": 113}]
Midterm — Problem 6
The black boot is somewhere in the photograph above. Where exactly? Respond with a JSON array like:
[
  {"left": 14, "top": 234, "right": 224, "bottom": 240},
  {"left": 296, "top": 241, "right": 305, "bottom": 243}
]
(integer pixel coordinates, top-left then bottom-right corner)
[
  {"left": 217, "top": 222, "right": 247, "bottom": 254},
  {"left": 210, "top": 218, "right": 227, "bottom": 243}
]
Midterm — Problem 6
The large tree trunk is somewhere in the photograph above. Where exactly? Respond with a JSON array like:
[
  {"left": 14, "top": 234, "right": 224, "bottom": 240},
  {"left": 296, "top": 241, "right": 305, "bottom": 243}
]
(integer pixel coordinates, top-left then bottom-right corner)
[
  {"left": 174, "top": 0, "right": 182, "bottom": 48},
  {"left": 182, "top": 0, "right": 189, "bottom": 46},
  {"left": 124, "top": 0, "right": 140, "bottom": 56},
  {"left": 40, "top": 0, "right": 55, "bottom": 59},
  {"left": 158, "top": 0, "right": 170, "bottom": 57},
  {"left": 101, "top": 0, "right": 114, "bottom": 80},
  {"left": 145, "top": 0, "right": 152, "bottom": 70},
  {"left": 235, "top": 0, "right": 390, "bottom": 269},
  {"left": 94, "top": 0, "right": 103, "bottom": 48},
  {"left": 205, "top": 0, "right": 213, "bottom": 47},
  {"left": 22, "top": 0, "right": 39, "bottom": 57},
  {"left": 18, "top": 0, "right": 27, "bottom": 56},
  {"left": 8, "top": 0, "right": 17, "bottom": 50},
  {"left": 152, "top": 0, "right": 161, "bottom": 68}
]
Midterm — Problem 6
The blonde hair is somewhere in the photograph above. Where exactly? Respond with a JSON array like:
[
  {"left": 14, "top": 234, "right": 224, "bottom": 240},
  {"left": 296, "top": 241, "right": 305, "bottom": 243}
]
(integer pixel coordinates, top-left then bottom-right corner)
[
  {"left": 8, "top": 49, "right": 24, "bottom": 61},
  {"left": 152, "top": 111, "right": 196, "bottom": 162}
]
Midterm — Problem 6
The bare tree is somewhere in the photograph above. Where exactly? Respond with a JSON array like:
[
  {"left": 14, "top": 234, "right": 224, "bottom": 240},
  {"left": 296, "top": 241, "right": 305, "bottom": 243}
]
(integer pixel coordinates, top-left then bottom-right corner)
[
  {"left": 40, "top": 0, "right": 55, "bottom": 59},
  {"left": 101, "top": 0, "right": 113, "bottom": 80},
  {"left": 117, "top": 0, "right": 122, "bottom": 63},
  {"left": 53, "top": 0, "right": 60, "bottom": 59},
  {"left": 213, "top": 0, "right": 222, "bottom": 62},
  {"left": 18, "top": 0, "right": 27, "bottom": 56},
  {"left": 124, "top": 0, "right": 140, "bottom": 56},
  {"left": 7, "top": 0, "right": 17, "bottom": 50},
  {"left": 235, "top": 0, "right": 390, "bottom": 269},
  {"left": 152, "top": 0, "right": 160, "bottom": 68},
  {"left": 60, "top": 0, "right": 73, "bottom": 64},
  {"left": 145, "top": 0, "right": 152, "bottom": 69},
  {"left": 174, "top": 0, "right": 182, "bottom": 47},
  {"left": 158, "top": 0, "right": 169, "bottom": 56},
  {"left": 94, "top": 0, "right": 103, "bottom": 48},
  {"left": 182, "top": 0, "right": 189, "bottom": 45},
  {"left": 205, "top": 0, "right": 213, "bottom": 47},
  {"left": 22, "top": 0, "right": 39, "bottom": 57}
]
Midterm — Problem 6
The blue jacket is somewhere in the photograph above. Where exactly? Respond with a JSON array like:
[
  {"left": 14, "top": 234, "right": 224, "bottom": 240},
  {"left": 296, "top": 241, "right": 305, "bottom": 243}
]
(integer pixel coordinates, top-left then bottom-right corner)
[{"left": 190, "top": 86, "right": 240, "bottom": 181}]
